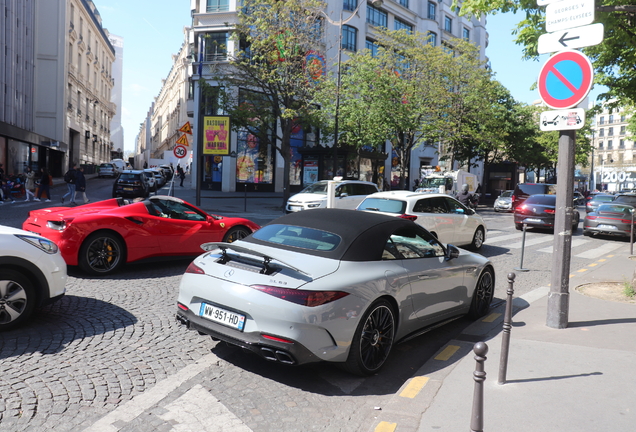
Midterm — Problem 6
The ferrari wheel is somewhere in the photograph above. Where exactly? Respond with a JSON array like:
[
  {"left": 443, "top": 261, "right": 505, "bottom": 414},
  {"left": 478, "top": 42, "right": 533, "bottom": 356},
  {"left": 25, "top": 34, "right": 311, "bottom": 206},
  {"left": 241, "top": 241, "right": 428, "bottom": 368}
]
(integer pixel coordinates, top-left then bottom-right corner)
[
  {"left": 470, "top": 227, "right": 485, "bottom": 251},
  {"left": 468, "top": 268, "right": 494, "bottom": 319},
  {"left": 79, "top": 232, "right": 125, "bottom": 275},
  {"left": 345, "top": 299, "right": 395, "bottom": 376},
  {"left": 0, "top": 270, "right": 35, "bottom": 331},
  {"left": 223, "top": 227, "right": 251, "bottom": 243}
]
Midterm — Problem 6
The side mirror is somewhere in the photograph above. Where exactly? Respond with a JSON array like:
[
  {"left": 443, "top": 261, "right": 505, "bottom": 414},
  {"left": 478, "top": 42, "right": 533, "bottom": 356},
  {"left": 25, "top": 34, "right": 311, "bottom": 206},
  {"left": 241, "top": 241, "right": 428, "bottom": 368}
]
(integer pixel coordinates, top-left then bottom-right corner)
[
  {"left": 339, "top": 192, "right": 349, "bottom": 198},
  {"left": 445, "top": 244, "right": 460, "bottom": 261}
]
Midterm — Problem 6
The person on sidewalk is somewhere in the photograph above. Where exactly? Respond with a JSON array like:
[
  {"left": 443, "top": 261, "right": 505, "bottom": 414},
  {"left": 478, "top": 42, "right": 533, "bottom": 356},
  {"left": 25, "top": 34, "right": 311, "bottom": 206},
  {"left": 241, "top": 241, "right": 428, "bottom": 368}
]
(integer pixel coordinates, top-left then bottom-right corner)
[
  {"left": 177, "top": 165, "right": 186, "bottom": 187},
  {"left": 24, "top": 167, "right": 36, "bottom": 201},
  {"left": 73, "top": 166, "right": 90, "bottom": 204},
  {"left": 62, "top": 164, "right": 78, "bottom": 204},
  {"left": 35, "top": 168, "right": 52, "bottom": 202}
]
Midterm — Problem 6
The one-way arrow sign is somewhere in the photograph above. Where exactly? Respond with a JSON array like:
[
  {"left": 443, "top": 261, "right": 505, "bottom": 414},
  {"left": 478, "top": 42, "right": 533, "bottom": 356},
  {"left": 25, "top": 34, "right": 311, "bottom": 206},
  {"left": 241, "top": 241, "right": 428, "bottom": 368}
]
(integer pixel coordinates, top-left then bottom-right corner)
[{"left": 538, "top": 23, "right": 604, "bottom": 54}]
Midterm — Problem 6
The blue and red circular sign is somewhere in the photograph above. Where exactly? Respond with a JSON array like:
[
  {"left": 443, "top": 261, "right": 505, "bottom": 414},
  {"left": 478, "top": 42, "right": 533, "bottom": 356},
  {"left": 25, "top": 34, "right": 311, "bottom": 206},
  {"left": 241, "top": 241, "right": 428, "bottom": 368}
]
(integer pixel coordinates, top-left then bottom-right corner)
[{"left": 538, "top": 50, "right": 594, "bottom": 109}]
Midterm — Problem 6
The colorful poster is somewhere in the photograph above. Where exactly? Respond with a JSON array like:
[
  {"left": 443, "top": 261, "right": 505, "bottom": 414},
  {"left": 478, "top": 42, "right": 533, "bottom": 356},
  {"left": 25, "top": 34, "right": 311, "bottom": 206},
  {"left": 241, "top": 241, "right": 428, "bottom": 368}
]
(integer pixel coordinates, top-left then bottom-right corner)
[
  {"left": 303, "top": 159, "right": 318, "bottom": 185},
  {"left": 203, "top": 116, "right": 230, "bottom": 155}
]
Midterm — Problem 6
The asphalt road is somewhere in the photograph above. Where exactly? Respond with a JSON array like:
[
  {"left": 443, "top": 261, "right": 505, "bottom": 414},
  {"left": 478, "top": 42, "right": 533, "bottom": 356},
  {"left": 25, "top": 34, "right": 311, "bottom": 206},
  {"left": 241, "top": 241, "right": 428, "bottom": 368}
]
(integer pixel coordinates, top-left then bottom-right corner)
[{"left": 1, "top": 179, "right": 631, "bottom": 431}]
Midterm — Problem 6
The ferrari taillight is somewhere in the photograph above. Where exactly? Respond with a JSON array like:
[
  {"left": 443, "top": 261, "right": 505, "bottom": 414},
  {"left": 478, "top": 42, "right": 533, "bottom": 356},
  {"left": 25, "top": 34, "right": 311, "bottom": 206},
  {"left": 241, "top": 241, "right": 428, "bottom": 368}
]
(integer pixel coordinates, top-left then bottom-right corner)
[
  {"left": 251, "top": 285, "right": 349, "bottom": 307},
  {"left": 185, "top": 262, "right": 205, "bottom": 274}
]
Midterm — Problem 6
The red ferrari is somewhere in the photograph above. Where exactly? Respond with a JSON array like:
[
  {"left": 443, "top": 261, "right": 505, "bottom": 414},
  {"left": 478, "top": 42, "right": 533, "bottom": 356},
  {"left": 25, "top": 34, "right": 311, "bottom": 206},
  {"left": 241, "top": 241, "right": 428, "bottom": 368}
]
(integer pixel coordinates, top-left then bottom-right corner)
[{"left": 22, "top": 195, "right": 261, "bottom": 275}]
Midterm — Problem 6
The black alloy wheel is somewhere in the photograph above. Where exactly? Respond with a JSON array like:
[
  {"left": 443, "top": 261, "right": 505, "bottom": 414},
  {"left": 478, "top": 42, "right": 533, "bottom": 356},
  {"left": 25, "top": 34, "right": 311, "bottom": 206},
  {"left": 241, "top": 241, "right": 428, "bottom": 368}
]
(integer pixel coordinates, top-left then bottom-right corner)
[
  {"left": 79, "top": 232, "right": 125, "bottom": 275},
  {"left": 223, "top": 227, "right": 251, "bottom": 243},
  {"left": 468, "top": 268, "right": 495, "bottom": 319},
  {"left": 345, "top": 299, "right": 395, "bottom": 376}
]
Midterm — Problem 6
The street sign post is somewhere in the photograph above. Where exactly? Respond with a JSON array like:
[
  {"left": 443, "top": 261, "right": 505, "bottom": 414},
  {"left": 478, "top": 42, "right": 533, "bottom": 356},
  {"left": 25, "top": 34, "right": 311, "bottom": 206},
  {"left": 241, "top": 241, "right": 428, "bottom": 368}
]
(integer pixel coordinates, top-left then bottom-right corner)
[
  {"left": 546, "top": 0, "right": 595, "bottom": 33},
  {"left": 539, "top": 108, "right": 585, "bottom": 131},
  {"left": 537, "top": 50, "right": 594, "bottom": 109},
  {"left": 538, "top": 23, "right": 604, "bottom": 54}
]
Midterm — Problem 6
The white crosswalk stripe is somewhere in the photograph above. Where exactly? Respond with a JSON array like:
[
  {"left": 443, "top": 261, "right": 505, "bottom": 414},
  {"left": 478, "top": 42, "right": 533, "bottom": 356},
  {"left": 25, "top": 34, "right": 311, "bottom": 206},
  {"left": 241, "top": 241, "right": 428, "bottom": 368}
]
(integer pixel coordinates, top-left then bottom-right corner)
[
  {"left": 574, "top": 241, "right": 624, "bottom": 259},
  {"left": 536, "top": 238, "right": 591, "bottom": 253}
]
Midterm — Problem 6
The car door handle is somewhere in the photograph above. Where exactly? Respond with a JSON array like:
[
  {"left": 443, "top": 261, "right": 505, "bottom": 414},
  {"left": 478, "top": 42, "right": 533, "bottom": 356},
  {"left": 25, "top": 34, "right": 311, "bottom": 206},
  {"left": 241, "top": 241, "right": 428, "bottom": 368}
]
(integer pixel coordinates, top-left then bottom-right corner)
[{"left": 417, "top": 275, "right": 436, "bottom": 280}]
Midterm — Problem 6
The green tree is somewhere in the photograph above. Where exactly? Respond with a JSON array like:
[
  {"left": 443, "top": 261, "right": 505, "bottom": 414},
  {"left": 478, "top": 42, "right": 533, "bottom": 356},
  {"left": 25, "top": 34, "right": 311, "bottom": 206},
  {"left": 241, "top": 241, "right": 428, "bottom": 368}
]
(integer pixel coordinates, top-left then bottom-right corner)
[
  {"left": 457, "top": 1, "right": 636, "bottom": 107},
  {"left": 210, "top": 0, "right": 327, "bottom": 206}
]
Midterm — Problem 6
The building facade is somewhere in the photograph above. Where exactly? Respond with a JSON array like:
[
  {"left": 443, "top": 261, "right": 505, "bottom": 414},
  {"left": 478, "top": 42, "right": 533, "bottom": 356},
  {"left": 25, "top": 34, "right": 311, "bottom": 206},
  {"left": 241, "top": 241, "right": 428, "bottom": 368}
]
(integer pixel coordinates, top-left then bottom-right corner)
[
  {"left": 0, "top": 0, "right": 117, "bottom": 180},
  {"left": 143, "top": 0, "right": 488, "bottom": 193},
  {"left": 589, "top": 103, "right": 635, "bottom": 192}
]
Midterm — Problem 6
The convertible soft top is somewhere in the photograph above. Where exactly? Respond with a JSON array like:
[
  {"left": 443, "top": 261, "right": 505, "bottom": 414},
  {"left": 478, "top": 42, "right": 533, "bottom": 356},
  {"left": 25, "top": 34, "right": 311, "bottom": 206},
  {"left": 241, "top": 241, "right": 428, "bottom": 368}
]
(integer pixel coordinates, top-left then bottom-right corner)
[{"left": 243, "top": 208, "right": 421, "bottom": 261}]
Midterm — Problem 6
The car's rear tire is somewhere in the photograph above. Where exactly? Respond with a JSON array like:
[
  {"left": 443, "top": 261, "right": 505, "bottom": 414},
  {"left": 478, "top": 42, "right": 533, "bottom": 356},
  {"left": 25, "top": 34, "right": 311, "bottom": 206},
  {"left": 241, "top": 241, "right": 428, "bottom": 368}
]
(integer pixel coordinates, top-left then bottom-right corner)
[
  {"left": 222, "top": 227, "right": 251, "bottom": 243},
  {"left": 79, "top": 232, "right": 126, "bottom": 275},
  {"left": 515, "top": 223, "right": 523, "bottom": 231},
  {"left": 468, "top": 268, "right": 494, "bottom": 319},
  {"left": 344, "top": 299, "right": 395, "bottom": 376},
  {"left": 470, "top": 227, "right": 485, "bottom": 251},
  {"left": 0, "top": 269, "right": 36, "bottom": 331}
]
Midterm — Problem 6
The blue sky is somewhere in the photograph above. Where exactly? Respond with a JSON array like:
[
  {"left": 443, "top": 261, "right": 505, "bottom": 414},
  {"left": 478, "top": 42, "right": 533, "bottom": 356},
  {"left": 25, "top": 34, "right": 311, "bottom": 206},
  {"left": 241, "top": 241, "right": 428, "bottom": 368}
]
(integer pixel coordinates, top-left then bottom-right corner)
[{"left": 92, "top": 2, "right": 601, "bottom": 152}]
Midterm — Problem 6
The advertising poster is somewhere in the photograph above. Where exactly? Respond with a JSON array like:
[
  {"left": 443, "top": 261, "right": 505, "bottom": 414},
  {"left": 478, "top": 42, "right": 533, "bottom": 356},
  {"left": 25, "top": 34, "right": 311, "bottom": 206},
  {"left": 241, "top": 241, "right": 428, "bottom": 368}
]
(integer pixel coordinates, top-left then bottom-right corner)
[
  {"left": 203, "top": 116, "right": 230, "bottom": 155},
  {"left": 303, "top": 159, "right": 318, "bottom": 185}
]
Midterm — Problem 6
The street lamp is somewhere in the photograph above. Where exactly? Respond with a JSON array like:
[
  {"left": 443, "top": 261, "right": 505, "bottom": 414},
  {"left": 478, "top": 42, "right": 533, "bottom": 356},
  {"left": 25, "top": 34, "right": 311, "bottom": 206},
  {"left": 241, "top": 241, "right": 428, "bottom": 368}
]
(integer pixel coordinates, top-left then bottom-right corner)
[{"left": 320, "top": 0, "right": 383, "bottom": 178}]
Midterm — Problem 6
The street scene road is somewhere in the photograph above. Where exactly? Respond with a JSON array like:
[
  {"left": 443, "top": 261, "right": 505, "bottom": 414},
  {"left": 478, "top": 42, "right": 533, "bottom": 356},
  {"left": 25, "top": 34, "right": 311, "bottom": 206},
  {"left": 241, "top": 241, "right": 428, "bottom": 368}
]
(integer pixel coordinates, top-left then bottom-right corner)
[{"left": 1, "top": 177, "right": 634, "bottom": 431}]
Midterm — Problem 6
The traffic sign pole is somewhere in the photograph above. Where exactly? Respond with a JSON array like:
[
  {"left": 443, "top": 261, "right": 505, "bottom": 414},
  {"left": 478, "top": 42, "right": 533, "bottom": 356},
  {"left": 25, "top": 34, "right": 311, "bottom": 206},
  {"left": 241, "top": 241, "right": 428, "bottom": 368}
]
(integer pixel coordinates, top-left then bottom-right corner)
[{"left": 547, "top": 129, "right": 576, "bottom": 329}]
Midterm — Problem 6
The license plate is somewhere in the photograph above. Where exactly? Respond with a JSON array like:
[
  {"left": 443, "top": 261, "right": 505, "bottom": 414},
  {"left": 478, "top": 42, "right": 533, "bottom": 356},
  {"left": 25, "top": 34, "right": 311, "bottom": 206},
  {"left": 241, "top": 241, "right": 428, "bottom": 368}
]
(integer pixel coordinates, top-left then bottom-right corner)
[
  {"left": 199, "top": 302, "right": 245, "bottom": 331},
  {"left": 289, "top": 206, "right": 302, "bottom": 212},
  {"left": 525, "top": 218, "right": 542, "bottom": 223},
  {"left": 597, "top": 224, "right": 617, "bottom": 230},
  {"left": 124, "top": 187, "right": 133, "bottom": 191}
]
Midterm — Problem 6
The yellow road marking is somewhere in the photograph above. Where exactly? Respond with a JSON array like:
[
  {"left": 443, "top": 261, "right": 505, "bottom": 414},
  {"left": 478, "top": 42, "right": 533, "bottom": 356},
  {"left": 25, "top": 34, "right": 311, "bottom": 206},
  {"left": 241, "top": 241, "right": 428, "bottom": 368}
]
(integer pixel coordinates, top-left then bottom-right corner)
[
  {"left": 569, "top": 274, "right": 574, "bottom": 278},
  {"left": 598, "top": 259, "right": 607, "bottom": 262},
  {"left": 588, "top": 263, "right": 598, "bottom": 267},
  {"left": 482, "top": 313, "right": 501, "bottom": 323},
  {"left": 375, "top": 421, "right": 397, "bottom": 432},
  {"left": 577, "top": 268, "right": 588, "bottom": 273},
  {"left": 607, "top": 255, "right": 615, "bottom": 258},
  {"left": 399, "top": 376, "right": 429, "bottom": 398},
  {"left": 435, "top": 345, "right": 460, "bottom": 361}
]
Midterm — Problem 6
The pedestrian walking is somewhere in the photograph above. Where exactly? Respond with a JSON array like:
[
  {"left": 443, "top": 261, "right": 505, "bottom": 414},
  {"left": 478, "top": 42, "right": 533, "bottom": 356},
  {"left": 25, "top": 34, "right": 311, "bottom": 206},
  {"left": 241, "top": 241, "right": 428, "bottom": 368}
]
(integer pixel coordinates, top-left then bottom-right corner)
[
  {"left": 35, "top": 168, "right": 52, "bottom": 202},
  {"left": 24, "top": 167, "right": 36, "bottom": 201},
  {"left": 62, "top": 164, "right": 78, "bottom": 204},
  {"left": 178, "top": 165, "right": 186, "bottom": 187},
  {"left": 73, "top": 166, "right": 90, "bottom": 204}
]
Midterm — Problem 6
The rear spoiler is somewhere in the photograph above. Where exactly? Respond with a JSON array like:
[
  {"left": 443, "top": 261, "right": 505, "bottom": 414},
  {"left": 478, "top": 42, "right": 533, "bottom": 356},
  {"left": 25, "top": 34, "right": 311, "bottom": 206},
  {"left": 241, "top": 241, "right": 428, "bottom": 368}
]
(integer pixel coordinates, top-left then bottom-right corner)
[{"left": 201, "top": 242, "right": 311, "bottom": 277}]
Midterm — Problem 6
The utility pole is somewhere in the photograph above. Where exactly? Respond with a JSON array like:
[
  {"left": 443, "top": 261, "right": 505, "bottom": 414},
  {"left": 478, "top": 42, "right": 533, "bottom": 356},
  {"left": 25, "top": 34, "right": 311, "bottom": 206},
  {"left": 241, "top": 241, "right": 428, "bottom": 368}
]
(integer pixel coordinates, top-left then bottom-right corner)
[{"left": 547, "top": 130, "right": 576, "bottom": 328}]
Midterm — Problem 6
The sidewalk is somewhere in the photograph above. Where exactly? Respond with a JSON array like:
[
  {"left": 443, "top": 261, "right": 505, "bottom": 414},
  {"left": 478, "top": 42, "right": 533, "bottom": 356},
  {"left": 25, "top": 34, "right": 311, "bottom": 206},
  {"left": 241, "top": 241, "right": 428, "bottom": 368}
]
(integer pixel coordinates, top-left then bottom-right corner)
[{"left": 370, "top": 252, "right": 636, "bottom": 432}]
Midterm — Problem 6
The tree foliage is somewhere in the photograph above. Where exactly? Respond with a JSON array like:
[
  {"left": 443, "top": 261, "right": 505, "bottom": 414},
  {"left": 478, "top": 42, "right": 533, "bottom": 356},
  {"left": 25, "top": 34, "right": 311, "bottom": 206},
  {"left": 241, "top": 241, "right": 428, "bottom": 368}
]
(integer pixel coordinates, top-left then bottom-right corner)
[
  {"left": 211, "top": 0, "right": 326, "bottom": 205},
  {"left": 457, "top": 0, "right": 636, "bottom": 107}
]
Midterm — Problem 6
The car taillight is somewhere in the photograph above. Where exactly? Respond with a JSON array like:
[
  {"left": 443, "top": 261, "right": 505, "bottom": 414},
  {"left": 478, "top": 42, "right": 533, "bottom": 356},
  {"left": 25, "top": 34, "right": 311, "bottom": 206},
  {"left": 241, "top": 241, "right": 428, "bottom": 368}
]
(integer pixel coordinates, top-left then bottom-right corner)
[
  {"left": 621, "top": 219, "right": 633, "bottom": 224},
  {"left": 399, "top": 214, "right": 418, "bottom": 221},
  {"left": 516, "top": 204, "right": 527, "bottom": 214},
  {"left": 544, "top": 209, "right": 555, "bottom": 214},
  {"left": 185, "top": 262, "right": 205, "bottom": 274},
  {"left": 586, "top": 216, "right": 597, "bottom": 220},
  {"left": 251, "top": 285, "right": 349, "bottom": 307}
]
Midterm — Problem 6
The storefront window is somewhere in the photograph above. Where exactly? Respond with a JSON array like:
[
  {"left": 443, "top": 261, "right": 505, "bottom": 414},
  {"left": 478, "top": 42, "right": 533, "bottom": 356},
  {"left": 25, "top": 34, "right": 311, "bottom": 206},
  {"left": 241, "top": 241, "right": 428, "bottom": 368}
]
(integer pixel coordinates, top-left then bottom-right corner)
[{"left": 7, "top": 140, "right": 31, "bottom": 175}]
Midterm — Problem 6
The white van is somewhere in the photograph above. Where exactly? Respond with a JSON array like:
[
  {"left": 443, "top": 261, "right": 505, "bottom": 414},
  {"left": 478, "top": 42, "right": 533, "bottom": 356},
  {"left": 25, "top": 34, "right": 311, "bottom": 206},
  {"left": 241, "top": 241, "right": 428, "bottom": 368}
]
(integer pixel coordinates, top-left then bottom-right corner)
[
  {"left": 285, "top": 180, "right": 379, "bottom": 213},
  {"left": 110, "top": 159, "right": 126, "bottom": 173}
]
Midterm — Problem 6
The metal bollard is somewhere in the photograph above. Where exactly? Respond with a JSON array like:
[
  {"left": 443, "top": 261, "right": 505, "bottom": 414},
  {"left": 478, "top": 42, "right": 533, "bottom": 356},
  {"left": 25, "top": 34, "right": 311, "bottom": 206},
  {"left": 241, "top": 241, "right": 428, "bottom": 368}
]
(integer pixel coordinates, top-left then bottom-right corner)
[
  {"left": 514, "top": 224, "right": 529, "bottom": 272},
  {"left": 470, "top": 341, "right": 488, "bottom": 432},
  {"left": 498, "top": 273, "right": 516, "bottom": 385}
]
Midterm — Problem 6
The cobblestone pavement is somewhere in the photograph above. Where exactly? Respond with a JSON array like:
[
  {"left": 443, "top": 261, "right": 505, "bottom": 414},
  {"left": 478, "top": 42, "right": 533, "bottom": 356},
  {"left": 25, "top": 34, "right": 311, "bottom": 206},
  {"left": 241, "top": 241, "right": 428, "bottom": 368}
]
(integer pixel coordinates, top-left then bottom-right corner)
[{"left": 1, "top": 257, "right": 431, "bottom": 432}]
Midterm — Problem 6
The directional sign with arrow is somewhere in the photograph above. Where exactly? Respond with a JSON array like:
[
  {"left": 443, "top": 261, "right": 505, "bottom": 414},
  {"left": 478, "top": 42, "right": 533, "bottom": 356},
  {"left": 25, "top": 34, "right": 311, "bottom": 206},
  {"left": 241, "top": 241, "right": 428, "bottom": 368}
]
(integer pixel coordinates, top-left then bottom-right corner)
[{"left": 538, "top": 23, "right": 604, "bottom": 54}]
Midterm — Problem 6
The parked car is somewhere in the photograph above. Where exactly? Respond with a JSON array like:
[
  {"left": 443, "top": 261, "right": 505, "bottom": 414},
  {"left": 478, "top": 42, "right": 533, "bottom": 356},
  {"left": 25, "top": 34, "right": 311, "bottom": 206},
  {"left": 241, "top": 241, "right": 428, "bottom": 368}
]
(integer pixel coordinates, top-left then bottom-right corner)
[
  {"left": 97, "top": 163, "right": 118, "bottom": 178},
  {"left": 285, "top": 180, "right": 379, "bottom": 213},
  {"left": 356, "top": 191, "right": 487, "bottom": 250},
  {"left": 175, "top": 209, "right": 495, "bottom": 375},
  {"left": 22, "top": 195, "right": 260, "bottom": 275},
  {"left": 513, "top": 194, "right": 580, "bottom": 231},
  {"left": 585, "top": 193, "right": 615, "bottom": 213},
  {"left": 0, "top": 225, "right": 67, "bottom": 330},
  {"left": 159, "top": 164, "right": 174, "bottom": 181},
  {"left": 493, "top": 190, "right": 514, "bottom": 212},
  {"left": 110, "top": 159, "right": 126, "bottom": 173},
  {"left": 611, "top": 194, "right": 636, "bottom": 207},
  {"left": 512, "top": 183, "right": 557, "bottom": 209},
  {"left": 583, "top": 203, "right": 636, "bottom": 238},
  {"left": 112, "top": 170, "right": 150, "bottom": 199},
  {"left": 150, "top": 168, "right": 167, "bottom": 188},
  {"left": 142, "top": 169, "right": 157, "bottom": 192}
]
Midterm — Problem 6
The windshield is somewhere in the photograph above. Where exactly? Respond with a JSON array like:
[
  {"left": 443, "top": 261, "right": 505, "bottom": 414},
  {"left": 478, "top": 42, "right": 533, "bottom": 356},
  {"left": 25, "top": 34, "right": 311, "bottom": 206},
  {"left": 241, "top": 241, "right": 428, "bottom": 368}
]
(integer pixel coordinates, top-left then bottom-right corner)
[
  {"left": 501, "top": 191, "right": 513, "bottom": 197},
  {"left": 358, "top": 198, "right": 407, "bottom": 214},
  {"left": 253, "top": 224, "right": 341, "bottom": 251},
  {"left": 300, "top": 181, "right": 334, "bottom": 194}
]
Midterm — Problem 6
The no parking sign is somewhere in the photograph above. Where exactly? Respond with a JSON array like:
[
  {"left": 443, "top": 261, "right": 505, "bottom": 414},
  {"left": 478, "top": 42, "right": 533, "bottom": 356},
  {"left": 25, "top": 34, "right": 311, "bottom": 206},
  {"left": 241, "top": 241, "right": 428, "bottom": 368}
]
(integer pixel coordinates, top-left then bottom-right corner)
[{"left": 537, "top": 50, "right": 593, "bottom": 110}]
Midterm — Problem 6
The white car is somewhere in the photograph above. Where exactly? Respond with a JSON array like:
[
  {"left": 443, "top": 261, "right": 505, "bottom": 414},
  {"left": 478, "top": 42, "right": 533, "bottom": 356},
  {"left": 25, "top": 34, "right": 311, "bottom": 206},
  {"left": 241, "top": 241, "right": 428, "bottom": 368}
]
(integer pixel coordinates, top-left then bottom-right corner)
[
  {"left": 286, "top": 180, "right": 379, "bottom": 213},
  {"left": 142, "top": 169, "right": 158, "bottom": 192},
  {"left": 356, "top": 191, "right": 487, "bottom": 250},
  {"left": 0, "top": 225, "right": 67, "bottom": 330}
]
